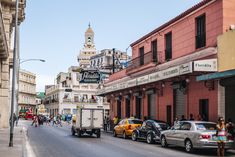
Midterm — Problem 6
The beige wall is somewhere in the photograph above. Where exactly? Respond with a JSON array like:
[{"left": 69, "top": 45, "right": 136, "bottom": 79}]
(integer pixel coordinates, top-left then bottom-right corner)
[{"left": 217, "top": 30, "right": 235, "bottom": 72}]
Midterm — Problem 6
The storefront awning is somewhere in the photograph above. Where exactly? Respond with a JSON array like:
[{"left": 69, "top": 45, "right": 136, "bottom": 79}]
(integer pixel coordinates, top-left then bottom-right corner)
[{"left": 196, "top": 69, "right": 235, "bottom": 81}]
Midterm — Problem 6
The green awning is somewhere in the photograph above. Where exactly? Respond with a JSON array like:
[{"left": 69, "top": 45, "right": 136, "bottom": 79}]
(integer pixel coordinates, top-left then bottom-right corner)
[{"left": 196, "top": 69, "right": 235, "bottom": 81}]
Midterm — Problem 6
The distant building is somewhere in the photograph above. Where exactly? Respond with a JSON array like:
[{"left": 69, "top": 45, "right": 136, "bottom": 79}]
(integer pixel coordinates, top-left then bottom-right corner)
[
  {"left": 18, "top": 69, "right": 37, "bottom": 114},
  {"left": 90, "top": 49, "right": 131, "bottom": 81},
  {"left": 44, "top": 66, "right": 109, "bottom": 116}
]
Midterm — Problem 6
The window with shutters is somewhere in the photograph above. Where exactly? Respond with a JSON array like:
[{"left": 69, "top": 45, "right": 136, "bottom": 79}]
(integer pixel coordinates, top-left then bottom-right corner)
[
  {"left": 151, "top": 40, "right": 158, "bottom": 62},
  {"left": 196, "top": 14, "right": 206, "bottom": 49},
  {"left": 165, "top": 32, "right": 172, "bottom": 61},
  {"left": 139, "top": 47, "right": 144, "bottom": 65}
]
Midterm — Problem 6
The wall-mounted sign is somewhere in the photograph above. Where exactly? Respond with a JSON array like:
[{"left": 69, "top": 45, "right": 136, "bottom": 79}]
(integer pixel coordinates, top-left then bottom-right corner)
[
  {"left": 137, "top": 75, "right": 149, "bottom": 85},
  {"left": 79, "top": 69, "right": 100, "bottom": 83},
  {"left": 194, "top": 59, "right": 217, "bottom": 72},
  {"left": 127, "top": 79, "right": 137, "bottom": 88},
  {"left": 99, "top": 62, "right": 193, "bottom": 95}
]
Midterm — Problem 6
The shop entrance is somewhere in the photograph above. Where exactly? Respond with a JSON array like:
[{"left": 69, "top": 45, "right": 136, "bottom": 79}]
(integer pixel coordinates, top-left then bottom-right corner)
[
  {"left": 173, "top": 88, "right": 185, "bottom": 119},
  {"left": 147, "top": 93, "right": 156, "bottom": 119},
  {"left": 135, "top": 96, "right": 142, "bottom": 119},
  {"left": 199, "top": 99, "right": 209, "bottom": 121},
  {"left": 117, "top": 99, "right": 121, "bottom": 119},
  {"left": 125, "top": 98, "right": 131, "bottom": 118}
]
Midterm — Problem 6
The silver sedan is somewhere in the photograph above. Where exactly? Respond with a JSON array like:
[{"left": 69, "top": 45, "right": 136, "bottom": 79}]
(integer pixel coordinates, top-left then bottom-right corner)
[{"left": 160, "top": 121, "right": 234, "bottom": 153}]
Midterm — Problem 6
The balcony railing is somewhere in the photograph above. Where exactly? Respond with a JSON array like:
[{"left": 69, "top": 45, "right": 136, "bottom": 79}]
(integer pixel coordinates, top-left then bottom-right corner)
[{"left": 126, "top": 51, "right": 158, "bottom": 72}]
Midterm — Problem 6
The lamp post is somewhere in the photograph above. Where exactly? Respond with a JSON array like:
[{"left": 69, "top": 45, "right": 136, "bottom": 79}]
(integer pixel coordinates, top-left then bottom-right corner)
[
  {"left": 9, "top": 0, "right": 19, "bottom": 147},
  {"left": 20, "top": 59, "right": 45, "bottom": 64}
]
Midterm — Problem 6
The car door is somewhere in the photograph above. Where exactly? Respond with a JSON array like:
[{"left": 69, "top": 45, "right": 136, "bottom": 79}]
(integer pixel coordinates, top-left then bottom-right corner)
[
  {"left": 143, "top": 121, "right": 153, "bottom": 139},
  {"left": 166, "top": 122, "right": 181, "bottom": 145},
  {"left": 116, "top": 120, "right": 124, "bottom": 135},
  {"left": 176, "top": 122, "right": 192, "bottom": 147},
  {"left": 139, "top": 121, "right": 147, "bottom": 138}
]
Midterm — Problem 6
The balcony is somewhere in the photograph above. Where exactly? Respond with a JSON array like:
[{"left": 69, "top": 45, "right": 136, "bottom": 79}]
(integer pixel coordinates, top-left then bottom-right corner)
[{"left": 126, "top": 51, "right": 158, "bottom": 74}]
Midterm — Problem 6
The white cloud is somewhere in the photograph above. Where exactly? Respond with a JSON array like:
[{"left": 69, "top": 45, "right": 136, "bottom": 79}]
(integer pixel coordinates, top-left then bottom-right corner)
[{"left": 35, "top": 74, "right": 55, "bottom": 92}]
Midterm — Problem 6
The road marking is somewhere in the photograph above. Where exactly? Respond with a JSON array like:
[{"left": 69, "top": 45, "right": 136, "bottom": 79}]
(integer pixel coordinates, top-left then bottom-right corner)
[{"left": 23, "top": 126, "right": 36, "bottom": 157}]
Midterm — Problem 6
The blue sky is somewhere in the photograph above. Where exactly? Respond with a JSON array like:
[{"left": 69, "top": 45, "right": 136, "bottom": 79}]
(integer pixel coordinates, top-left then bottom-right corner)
[{"left": 20, "top": 0, "right": 201, "bottom": 92}]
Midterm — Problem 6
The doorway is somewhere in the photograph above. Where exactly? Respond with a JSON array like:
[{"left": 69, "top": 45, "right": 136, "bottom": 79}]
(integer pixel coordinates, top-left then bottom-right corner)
[{"left": 199, "top": 99, "right": 209, "bottom": 121}]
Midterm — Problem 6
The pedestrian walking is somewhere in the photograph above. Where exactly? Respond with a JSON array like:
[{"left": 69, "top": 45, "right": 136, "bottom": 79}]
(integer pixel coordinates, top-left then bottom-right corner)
[
  {"left": 104, "top": 116, "right": 108, "bottom": 132},
  {"left": 113, "top": 116, "right": 119, "bottom": 130},
  {"left": 216, "top": 117, "right": 227, "bottom": 157}
]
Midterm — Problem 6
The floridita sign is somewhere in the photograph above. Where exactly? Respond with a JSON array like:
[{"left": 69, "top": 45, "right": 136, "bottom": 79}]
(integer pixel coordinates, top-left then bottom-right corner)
[
  {"left": 194, "top": 59, "right": 217, "bottom": 72},
  {"left": 79, "top": 69, "right": 100, "bottom": 83}
]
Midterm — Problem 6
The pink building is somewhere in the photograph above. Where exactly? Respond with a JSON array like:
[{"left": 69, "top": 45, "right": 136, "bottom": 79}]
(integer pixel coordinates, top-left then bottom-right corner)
[{"left": 98, "top": 0, "right": 235, "bottom": 125}]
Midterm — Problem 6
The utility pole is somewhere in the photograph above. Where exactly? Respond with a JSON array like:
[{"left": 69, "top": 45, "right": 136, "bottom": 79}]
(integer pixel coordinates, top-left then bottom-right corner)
[
  {"left": 9, "top": 0, "right": 19, "bottom": 147},
  {"left": 112, "top": 48, "right": 115, "bottom": 74}
]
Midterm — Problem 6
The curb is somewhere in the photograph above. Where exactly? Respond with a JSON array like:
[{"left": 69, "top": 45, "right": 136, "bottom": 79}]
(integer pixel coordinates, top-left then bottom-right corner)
[{"left": 22, "top": 126, "right": 28, "bottom": 157}]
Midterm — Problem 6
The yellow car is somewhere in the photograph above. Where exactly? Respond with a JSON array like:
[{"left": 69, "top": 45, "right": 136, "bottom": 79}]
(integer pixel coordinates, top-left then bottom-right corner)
[{"left": 113, "top": 118, "right": 143, "bottom": 139}]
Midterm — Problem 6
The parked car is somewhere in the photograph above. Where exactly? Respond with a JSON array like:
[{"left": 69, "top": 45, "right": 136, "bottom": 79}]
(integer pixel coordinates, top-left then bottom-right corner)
[
  {"left": 160, "top": 121, "right": 235, "bottom": 153},
  {"left": 113, "top": 118, "right": 143, "bottom": 139},
  {"left": 132, "top": 120, "right": 170, "bottom": 144}
]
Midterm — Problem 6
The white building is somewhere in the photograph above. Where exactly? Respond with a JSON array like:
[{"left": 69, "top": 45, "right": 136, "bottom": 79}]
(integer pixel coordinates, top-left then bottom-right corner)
[
  {"left": 45, "top": 66, "right": 109, "bottom": 116},
  {"left": 18, "top": 69, "right": 37, "bottom": 113}
]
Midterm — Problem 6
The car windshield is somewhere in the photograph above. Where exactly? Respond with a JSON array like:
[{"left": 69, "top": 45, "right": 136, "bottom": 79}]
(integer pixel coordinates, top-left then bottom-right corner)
[
  {"left": 195, "top": 123, "right": 216, "bottom": 131},
  {"left": 128, "top": 120, "right": 143, "bottom": 124},
  {"left": 154, "top": 122, "right": 169, "bottom": 130}
]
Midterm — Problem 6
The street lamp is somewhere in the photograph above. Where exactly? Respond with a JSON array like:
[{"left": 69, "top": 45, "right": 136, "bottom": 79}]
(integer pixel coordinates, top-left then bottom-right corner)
[{"left": 20, "top": 59, "right": 45, "bottom": 64}]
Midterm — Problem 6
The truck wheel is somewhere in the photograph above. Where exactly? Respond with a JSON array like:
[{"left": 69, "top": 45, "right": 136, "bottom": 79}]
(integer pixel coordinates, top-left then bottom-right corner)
[
  {"left": 71, "top": 128, "right": 75, "bottom": 136},
  {"left": 96, "top": 129, "right": 101, "bottom": 138},
  {"left": 77, "top": 130, "right": 81, "bottom": 137}
]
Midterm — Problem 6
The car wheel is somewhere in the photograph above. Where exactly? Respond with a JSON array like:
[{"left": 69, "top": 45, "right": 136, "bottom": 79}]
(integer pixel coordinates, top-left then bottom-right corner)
[
  {"left": 123, "top": 131, "right": 127, "bottom": 139},
  {"left": 147, "top": 134, "right": 154, "bottom": 144},
  {"left": 185, "top": 139, "right": 193, "bottom": 153},
  {"left": 161, "top": 136, "right": 168, "bottom": 147},
  {"left": 113, "top": 130, "right": 117, "bottom": 137},
  {"left": 132, "top": 131, "right": 137, "bottom": 141}
]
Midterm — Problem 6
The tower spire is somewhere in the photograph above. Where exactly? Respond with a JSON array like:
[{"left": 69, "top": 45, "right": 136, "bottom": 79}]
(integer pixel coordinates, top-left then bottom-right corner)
[{"left": 88, "top": 22, "right": 91, "bottom": 28}]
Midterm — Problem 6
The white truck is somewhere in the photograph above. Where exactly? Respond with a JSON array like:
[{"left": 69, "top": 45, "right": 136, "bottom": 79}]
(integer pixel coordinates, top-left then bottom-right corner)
[{"left": 71, "top": 107, "right": 103, "bottom": 138}]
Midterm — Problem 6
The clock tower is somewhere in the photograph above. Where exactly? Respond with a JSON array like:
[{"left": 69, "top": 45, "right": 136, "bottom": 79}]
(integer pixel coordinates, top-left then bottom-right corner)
[{"left": 78, "top": 23, "right": 97, "bottom": 68}]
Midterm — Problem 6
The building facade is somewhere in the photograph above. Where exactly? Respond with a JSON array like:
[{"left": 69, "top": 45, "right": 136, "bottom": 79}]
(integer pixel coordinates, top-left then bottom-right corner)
[
  {"left": 90, "top": 49, "right": 131, "bottom": 81},
  {"left": 98, "top": 0, "right": 235, "bottom": 125},
  {"left": 45, "top": 66, "right": 109, "bottom": 116},
  {"left": 0, "top": 0, "right": 26, "bottom": 128},
  {"left": 18, "top": 69, "right": 37, "bottom": 113}
]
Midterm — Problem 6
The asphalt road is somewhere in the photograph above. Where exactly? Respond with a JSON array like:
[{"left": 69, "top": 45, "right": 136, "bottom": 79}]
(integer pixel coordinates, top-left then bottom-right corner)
[{"left": 21, "top": 120, "right": 235, "bottom": 157}]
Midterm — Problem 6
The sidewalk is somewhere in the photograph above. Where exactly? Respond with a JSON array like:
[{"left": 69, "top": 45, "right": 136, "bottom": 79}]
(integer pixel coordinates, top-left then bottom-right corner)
[{"left": 0, "top": 125, "right": 26, "bottom": 157}]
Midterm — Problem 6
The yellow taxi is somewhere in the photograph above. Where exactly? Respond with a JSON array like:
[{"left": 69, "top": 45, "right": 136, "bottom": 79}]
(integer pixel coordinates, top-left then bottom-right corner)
[{"left": 113, "top": 118, "right": 143, "bottom": 139}]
